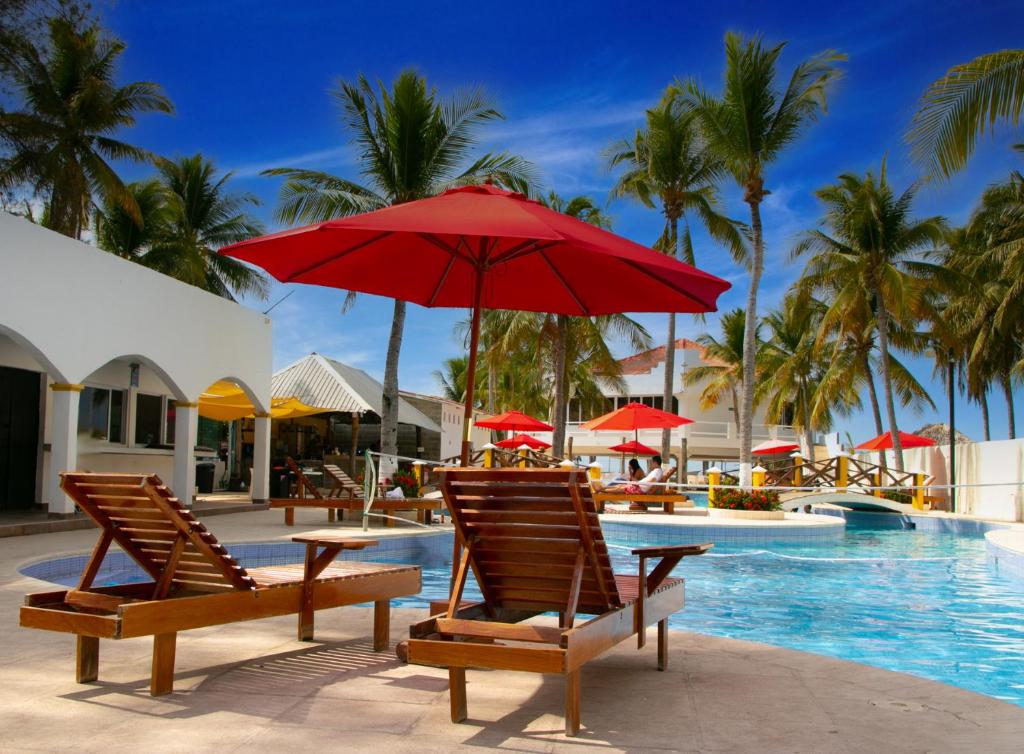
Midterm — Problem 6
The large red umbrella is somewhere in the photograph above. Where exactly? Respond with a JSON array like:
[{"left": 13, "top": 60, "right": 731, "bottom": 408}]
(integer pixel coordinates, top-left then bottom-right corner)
[
  {"left": 608, "top": 439, "right": 659, "bottom": 455},
  {"left": 582, "top": 402, "right": 693, "bottom": 447},
  {"left": 475, "top": 409, "right": 553, "bottom": 433},
  {"left": 494, "top": 433, "right": 551, "bottom": 450},
  {"left": 221, "top": 184, "right": 730, "bottom": 463},
  {"left": 856, "top": 431, "right": 937, "bottom": 451},
  {"left": 752, "top": 439, "right": 801, "bottom": 456}
]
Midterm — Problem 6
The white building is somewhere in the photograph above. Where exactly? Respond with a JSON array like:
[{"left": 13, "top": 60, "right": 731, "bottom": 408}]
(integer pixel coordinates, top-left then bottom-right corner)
[
  {"left": 0, "top": 213, "right": 273, "bottom": 514},
  {"left": 536, "top": 338, "right": 801, "bottom": 464}
]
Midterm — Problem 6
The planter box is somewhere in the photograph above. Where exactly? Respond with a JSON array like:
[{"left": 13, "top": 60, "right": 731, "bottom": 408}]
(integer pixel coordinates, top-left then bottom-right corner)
[{"left": 708, "top": 507, "right": 785, "bottom": 520}]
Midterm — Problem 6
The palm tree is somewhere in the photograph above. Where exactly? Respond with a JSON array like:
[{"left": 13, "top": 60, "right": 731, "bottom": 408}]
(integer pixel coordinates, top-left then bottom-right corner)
[
  {"left": 793, "top": 161, "right": 946, "bottom": 469},
  {"left": 0, "top": 16, "right": 173, "bottom": 238},
  {"left": 262, "top": 70, "right": 535, "bottom": 462},
  {"left": 908, "top": 50, "right": 1024, "bottom": 179},
  {"left": 142, "top": 154, "right": 269, "bottom": 300},
  {"left": 95, "top": 179, "right": 167, "bottom": 260},
  {"left": 682, "top": 33, "right": 844, "bottom": 485},
  {"left": 682, "top": 309, "right": 749, "bottom": 431},
  {"left": 434, "top": 356, "right": 469, "bottom": 403},
  {"left": 607, "top": 89, "right": 746, "bottom": 460},
  {"left": 756, "top": 296, "right": 832, "bottom": 462}
]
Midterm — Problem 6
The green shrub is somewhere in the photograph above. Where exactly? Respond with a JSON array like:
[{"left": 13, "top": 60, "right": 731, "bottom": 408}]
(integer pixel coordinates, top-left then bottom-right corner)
[
  {"left": 882, "top": 489, "right": 913, "bottom": 505},
  {"left": 712, "top": 488, "right": 781, "bottom": 511}
]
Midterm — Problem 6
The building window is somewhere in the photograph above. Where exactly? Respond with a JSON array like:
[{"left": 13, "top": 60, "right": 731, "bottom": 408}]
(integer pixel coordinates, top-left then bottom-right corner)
[
  {"left": 652, "top": 396, "right": 664, "bottom": 411},
  {"left": 165, "top": 403, "right": 176, "bottom": 445},
  {"left": 77, "top": 386, "right": 125, "bottom": 442},
  {"left": 134, "top": 393, "right": 164, "bottom": 447}
]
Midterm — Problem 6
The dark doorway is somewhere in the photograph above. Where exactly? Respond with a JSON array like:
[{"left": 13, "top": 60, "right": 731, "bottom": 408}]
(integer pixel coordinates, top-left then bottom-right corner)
[{"left": 0, "top": 366, "right": 41, "bottom": 510}]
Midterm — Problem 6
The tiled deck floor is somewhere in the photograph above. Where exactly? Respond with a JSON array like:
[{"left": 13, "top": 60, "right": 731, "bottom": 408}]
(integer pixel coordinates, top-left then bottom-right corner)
[{"left": 2, "top": 508, "right": 1022, "bottom": 753}]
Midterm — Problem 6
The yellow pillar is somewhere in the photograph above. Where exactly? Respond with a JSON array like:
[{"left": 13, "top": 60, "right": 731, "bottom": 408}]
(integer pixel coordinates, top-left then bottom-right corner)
[
  {"left": 707, "top": 466, "right": 721, "bottom": 508},
  {"left": 790, "top": 452, "right": 803, "bottom": 487},
  {"left": 912, "top": 471, "right": 926, "bottom": 510},
  {"left": 752, "top": 465, "right": 766, "bottom": 488},
  {"left": 412, "top": 461, "right": 424, "bottom": 495},
  {"left": 517, "top": 444, "right": 529, "bottom": 469},
  {"left": 836, "top": 452, "right": 849, "bottom": 491},
  {"left": 482, "top": 443, "right": 495, "bottom": 469},
  {"left": 873, "top": 471, "right": 883, "bottom": 499}
]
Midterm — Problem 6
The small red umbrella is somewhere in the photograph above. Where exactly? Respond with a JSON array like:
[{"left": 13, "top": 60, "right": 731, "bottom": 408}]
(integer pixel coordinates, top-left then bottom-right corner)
[
  {"left": 494, "top": 433, "right": 551, "bottom": 450},
  {"left": 221, "top": 184, "right": 729, "bottom": 464},
  {"left": 608, "top": 439, "right": 659, "bottom": 455},
  {"left": 752, "top": 439, "right": 801, "bottom": 456},
  {"left": 856, "top": 431, "right": 937, "bottom": 451},
  {"left": 475, "top": 409, "right": 553, "bottom": 433}
]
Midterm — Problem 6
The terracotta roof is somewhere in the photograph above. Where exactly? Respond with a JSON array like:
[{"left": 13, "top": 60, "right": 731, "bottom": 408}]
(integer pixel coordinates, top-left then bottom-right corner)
[{"left": 618, "top": 339, "right": 709, "bottom": 375}]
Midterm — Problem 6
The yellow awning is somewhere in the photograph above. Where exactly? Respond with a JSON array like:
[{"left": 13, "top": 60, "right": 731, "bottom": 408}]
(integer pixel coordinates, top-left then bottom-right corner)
[{"left": 198, "top": 381, "right": 329, "bottom": 421}]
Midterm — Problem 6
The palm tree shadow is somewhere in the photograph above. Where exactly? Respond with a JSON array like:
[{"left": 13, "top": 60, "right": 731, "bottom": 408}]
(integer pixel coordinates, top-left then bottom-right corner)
[{"left": 59, "top": 638, "right": 440, "bottom": 720}]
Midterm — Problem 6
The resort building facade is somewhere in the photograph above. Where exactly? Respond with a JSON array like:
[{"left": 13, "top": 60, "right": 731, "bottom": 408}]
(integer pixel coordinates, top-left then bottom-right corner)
[{"left": 0, "top": 214, "right": 273, "bottom": 514}]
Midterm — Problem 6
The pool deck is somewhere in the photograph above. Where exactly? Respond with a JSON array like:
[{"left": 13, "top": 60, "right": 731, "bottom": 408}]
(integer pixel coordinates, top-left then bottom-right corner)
[{"left": 3, "top": 508, "right": 1023, "bottom": 753}]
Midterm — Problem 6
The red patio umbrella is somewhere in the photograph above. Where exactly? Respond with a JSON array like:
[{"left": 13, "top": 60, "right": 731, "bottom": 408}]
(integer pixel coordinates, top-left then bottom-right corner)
[
  {"left": 221, "top": 184, "right": 729, "bottom": 464},
  {"left": 752, "top": 439, "right": 801, "bottom": 456},
  {"left": 607, "top": 439, "right": 659, "bottom": 455},
  {"left": 856, "top": 431, "right": 937, "bottom": 451},
  {"left": 475, "top": 409, "right": 553, "bottom": 433},
  {"left": 582, "top": 402, "right": 693, "bottom": 447},
  {"left": 494, "top": 433, "right": 551, "bottom": 450}
]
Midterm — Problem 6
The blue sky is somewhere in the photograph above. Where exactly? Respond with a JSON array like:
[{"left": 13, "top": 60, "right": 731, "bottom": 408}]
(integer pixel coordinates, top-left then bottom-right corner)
[{"left": 100, "top": 0, "right": 1022, "bottom": 441}]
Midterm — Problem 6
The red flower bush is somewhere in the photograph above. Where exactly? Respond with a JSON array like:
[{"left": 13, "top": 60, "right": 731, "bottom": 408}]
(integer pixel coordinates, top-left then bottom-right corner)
[{"left": 713, "top": 488, "right": 781, "bottom": 511}]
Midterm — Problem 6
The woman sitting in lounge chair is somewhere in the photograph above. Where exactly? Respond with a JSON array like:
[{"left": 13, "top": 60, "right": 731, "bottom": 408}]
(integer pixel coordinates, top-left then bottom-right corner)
[{"left": 595, "top": 456, "right": 664, "bottom": 494}]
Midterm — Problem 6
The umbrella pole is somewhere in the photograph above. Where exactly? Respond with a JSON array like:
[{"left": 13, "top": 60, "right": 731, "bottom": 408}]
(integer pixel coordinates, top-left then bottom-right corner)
[{"left": 460, "top": 268, "right": 485, "bottom": 467}]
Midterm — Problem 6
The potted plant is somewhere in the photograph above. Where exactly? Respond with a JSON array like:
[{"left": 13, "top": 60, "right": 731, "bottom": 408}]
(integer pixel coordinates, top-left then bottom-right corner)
[{"left": 709, "top": 488, "right": 785, "bottom": 519}]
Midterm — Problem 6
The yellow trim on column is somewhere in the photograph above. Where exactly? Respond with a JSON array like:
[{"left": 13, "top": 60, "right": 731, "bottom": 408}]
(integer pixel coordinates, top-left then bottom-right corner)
[
  {"left": 50, "top": 383, "right": 85, "bottom": 392},
  {"left": 172, "top": 400, "right": 199, "bottom": 408},
  {"left": 253, "top": 411, "right": 272, "bottom": 418}
]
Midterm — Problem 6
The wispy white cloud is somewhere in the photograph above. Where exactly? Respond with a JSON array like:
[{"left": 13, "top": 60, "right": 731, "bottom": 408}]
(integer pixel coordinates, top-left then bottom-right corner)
[{"left": 228, "top": 145, "right": 355, "bottom": 179}]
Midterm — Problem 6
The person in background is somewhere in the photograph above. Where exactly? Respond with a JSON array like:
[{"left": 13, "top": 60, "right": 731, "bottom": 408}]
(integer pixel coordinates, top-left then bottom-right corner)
[{"left": 635, "top": 455, "right": 665, "bottom": 493}]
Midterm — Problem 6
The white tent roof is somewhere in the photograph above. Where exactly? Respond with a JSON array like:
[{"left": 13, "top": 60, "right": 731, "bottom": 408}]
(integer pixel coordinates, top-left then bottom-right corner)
[{"left": 272, "top": 353, "right": 440, "bottom": 432}]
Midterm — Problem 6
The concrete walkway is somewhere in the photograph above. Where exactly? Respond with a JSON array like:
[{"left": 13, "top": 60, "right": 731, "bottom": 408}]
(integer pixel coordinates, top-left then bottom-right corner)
[{"left": 3, "top": 509, "right": 1022, "bottom": 753}]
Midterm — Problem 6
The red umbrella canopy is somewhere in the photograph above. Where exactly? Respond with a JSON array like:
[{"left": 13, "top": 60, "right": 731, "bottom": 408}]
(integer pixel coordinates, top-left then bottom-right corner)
[
  {"left": 475, "top": 409, "right": 554, "bottom": 432},
  {"left": 608, "top": 439, "right": 659, "bottom": 455},
  {"left": 494, "top": 433, "right": 551, "bottom": 450},
  {"left": 221, "top": 184, "right": 731, "bottom": 315},
  {"left": 221, "top": 184, "right": 729, "bottom": 464},
  {"left": 856, "top": 431, "right": 937, "bottom": 451},
  {"left": 752, "top": 439, "right": 802, "bottom": 456},
  {"left": 582, "top": 402, "right": 693, "bottom": 432}
]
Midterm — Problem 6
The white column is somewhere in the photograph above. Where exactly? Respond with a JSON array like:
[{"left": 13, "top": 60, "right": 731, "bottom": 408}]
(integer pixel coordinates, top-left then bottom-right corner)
[
  {"left": 46, "top": 383, "right": 82, "bottom": 515},
  {"left": 172, "top": 402, "right": 199, "bottom": 506},
  {"left": 251, "top": 414, "right": 271, "bottom": 502}
]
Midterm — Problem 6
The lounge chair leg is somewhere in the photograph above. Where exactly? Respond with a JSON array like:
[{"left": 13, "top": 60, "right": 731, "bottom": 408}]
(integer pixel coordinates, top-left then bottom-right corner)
[
  {"left": 658, "top": 618, "right": 668, "bottom": 671},
  {"left": 449, "top": 667, "right": 467, "bottom": 723},
  {"left": 150, "top": 632, "right": 176, "bottom": 696},
  {"left": 76, "top": 635, "right": 99, "bottom": 683},
  {"left": 565, "top": 669, "right": 581, "bottom": 736},
  {"left": 284, "top": 507, "right": 295, "bottom": 526},
  {"left": 373, "top": 600, "right": 390, "bottom": 651}
]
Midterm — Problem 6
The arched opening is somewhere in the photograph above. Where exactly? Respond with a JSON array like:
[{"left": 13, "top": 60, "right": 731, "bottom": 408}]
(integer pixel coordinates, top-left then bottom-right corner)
[
  {"left": 195, "top": 376, "right": 267, "bottom": 495},
  {"left": 0, "top": 325, "right": 56, "bottom": 512}
]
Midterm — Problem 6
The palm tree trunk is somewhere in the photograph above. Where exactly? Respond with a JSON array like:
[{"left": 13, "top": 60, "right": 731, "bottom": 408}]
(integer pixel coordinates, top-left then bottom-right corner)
[
  {"left": 1002, "top": 375, "right": 1017, "bottom": 439},
  {"left": 860, "top": 348, "right": 886, "bottom": 471},
  {"left": 799, "top": 386, "right": 816, "bottom": 464},
  {"left": 551, "top": 315, "right": 569, "bottom": 457},
  {"left": 661, "top": 217, "right": 680, "bottom": 460},
  {"left": 739, "top": 197, "right": 765, "bottom": 487},
  {"left": 872, "top": 287, "right": 904, "bottom": 470},
  {"left": 980, "top": 391, "right": 991, "bottom": 441},
  {"left": 380, "top": 298, "right": 407, "bottom": 461}
]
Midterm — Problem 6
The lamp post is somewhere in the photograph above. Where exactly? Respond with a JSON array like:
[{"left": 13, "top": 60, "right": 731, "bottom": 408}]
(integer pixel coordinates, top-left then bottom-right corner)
[{"left": 948, "top": 354, "right": 957, "bottom": 514}]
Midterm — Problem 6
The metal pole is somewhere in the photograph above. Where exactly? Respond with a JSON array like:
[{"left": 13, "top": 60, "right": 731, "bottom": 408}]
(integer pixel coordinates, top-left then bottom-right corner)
[{"left": 948, "top": 355, "right": 956, "bottom": 514}]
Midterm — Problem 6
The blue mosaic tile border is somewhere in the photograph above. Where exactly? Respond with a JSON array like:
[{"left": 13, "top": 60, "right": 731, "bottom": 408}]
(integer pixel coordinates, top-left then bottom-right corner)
[
  {"left": 908, "top": 515, "right": 1012, "bottom": 537},
  {"left": 599, "top": 519, "right": 844, "bottom": 546},
  {"left": 985, "top": 535, "right": 1024, "bottom": 580}
]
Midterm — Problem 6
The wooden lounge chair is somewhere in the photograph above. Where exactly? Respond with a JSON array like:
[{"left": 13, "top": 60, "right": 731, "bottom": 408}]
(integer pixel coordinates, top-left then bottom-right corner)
[
  {"left": 404, "top": 467, "right": 710, "bottom": 736},
  {"left": 323, "top": 462, "right": 368, "bottom": 499},
  {"left": 593, "top": 466, "right": 693, "bottom": 513},
  {"left": 21, "top": 472, "right": 421, "bottom": 696}
]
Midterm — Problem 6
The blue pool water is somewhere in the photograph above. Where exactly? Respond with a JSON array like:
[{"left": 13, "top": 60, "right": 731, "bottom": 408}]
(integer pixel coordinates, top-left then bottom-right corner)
[{"left": 23, "top": 519, "right": 1024, "bottom": 707}]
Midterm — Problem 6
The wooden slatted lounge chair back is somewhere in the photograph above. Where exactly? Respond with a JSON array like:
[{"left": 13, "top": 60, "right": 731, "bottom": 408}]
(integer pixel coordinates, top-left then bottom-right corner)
[
  {"left": 323, "top": 463, "right": 364, "bottom": 497},
  {"left": 286, "top": 457, "right": 324, "bottom": 500},
  {"left": 60, "top": 472, "right": 255, "bottom": 595},
  {"left": 437, "top": 467, "right": 621, "bottom": 618}
]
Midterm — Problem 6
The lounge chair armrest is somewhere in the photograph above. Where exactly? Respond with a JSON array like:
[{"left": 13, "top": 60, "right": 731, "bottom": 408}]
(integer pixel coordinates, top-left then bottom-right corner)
[
  {"left": 291, "top": 535, "right": 379, "bottom": 550},
  {"left": 631, "top": 543, "right": 713, "bottom": 558}
]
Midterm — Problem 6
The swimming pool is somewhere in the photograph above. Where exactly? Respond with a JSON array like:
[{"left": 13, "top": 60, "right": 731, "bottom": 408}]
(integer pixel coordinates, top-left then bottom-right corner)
[{"left": 21, "top": 518, "right": 1024, "bottom": 707}]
